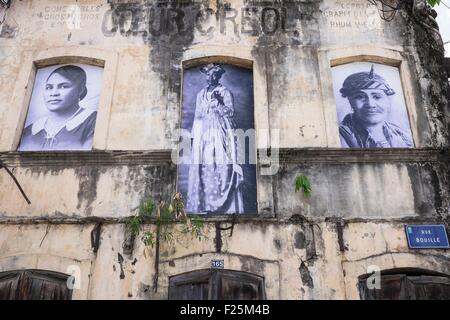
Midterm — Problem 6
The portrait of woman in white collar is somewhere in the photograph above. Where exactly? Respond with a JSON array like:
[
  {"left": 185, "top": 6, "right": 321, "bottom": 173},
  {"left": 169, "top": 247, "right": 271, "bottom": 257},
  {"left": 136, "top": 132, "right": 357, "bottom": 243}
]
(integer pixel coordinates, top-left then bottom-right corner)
[{"left": 18, "top": 64, "right": 102, "bottom": 151}]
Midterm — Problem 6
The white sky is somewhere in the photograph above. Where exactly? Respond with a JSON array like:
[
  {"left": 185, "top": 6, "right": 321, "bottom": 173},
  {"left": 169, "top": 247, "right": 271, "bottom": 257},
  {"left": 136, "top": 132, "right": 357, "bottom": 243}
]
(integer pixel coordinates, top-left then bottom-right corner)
[{"left": 435, "top": 2, "right": 450, "bottom": 57}]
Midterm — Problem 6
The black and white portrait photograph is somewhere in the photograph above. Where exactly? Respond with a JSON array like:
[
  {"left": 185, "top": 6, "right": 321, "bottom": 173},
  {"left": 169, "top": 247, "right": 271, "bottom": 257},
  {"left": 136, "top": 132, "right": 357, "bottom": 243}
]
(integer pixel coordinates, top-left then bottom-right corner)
[
  {"left": 17, "top": 64, "right": 104, "bottom": 151},
  {"left": 332, "top": 62, "right": 414, "bottom": 148},
  {"left": 177, "top": 63, "right": 257, "bottom": 215}
]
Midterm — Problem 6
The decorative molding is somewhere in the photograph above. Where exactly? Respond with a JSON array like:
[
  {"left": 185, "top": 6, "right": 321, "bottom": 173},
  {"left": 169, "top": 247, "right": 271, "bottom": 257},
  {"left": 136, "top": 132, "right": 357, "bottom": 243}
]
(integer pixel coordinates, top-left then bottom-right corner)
[
  {"left": 0, "top": 150, "right": 173, "bottom": 167},
  {"left": 0, "top": 214, "right": 446, "bottom": 226},
  {"left": 0, "top": 148, "right": 448, "bottom": 167},
  {"left": 275, "top": 148, "right": 450, "bottom": 164}
]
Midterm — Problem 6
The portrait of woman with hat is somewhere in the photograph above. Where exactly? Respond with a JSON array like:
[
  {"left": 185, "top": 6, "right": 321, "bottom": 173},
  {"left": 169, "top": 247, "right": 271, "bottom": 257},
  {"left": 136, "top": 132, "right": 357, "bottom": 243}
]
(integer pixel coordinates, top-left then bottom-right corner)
[
  {"left": 337, "top": 64, "right": 414, "bottom": 148},
  {"left": 186, "top": 63, "right": 244, "bottom": 214}
]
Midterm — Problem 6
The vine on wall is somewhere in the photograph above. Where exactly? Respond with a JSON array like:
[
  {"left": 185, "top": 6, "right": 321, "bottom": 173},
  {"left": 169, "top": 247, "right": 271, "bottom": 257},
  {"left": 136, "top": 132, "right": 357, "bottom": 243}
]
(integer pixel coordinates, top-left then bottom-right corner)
[{"left": 126, "top": 193, "right": 206, "bottom": 248}]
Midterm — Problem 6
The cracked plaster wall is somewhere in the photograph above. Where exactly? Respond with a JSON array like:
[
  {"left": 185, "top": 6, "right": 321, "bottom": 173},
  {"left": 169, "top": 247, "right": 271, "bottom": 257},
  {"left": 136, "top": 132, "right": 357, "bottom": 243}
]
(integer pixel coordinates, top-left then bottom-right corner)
[{"left": 0, "top": 0, "right": 449, "bottom": 299}]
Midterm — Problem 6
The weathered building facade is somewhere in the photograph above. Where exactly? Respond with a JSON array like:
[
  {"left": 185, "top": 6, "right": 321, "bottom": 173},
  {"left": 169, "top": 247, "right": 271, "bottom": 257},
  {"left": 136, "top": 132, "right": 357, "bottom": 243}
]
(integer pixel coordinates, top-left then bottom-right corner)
[{"left": 0, "top": 0, "right": 449, "bottom": 299}]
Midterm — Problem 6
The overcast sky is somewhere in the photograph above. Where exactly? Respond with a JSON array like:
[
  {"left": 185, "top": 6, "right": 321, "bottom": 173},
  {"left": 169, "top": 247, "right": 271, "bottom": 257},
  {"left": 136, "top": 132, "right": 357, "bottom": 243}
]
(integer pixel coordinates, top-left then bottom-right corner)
[{"left": 435, "top": 2, "right": 450, "bottom": 57}]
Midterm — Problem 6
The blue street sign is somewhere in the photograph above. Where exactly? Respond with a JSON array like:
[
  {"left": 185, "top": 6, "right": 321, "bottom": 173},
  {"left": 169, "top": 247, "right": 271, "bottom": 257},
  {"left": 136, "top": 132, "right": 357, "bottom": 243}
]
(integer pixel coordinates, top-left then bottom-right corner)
[{"left": 405, "top": 225, "right": 449, "bottom": 249}]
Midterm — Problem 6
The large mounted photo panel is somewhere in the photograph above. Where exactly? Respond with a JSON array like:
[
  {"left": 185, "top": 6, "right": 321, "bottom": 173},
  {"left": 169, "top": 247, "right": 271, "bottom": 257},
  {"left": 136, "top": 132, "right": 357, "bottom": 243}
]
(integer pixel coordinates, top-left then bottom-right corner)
[
  {"left": 178, "top": 63, "right": 257, "bottom": 215},
  {"left": 17, "top": 64, "right": 104, "bottom": 151},
  {"left": 331, "top": 62, "right": 414, "bottom": 148}
]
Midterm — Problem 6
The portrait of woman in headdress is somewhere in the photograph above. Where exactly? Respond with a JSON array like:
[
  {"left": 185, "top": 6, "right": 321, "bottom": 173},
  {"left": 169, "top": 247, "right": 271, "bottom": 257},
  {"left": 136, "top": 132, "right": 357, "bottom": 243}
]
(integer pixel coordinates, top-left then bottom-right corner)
[
  {"left": 332, "top": 62, "right": 414, "bottom": 149},
  {"left": 186, "top": 63, "right": 245, "bottom": 214},
  {"left": 18, "top": 64, "right": 103, "bottom": 151}
]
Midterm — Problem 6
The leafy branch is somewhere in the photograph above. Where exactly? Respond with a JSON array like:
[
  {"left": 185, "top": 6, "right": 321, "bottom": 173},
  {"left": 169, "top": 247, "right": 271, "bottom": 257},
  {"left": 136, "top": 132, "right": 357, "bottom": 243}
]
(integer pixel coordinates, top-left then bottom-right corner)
[
  {"left": 427, "top": 0, "right": 441, "bottom": 7},
  {"left": 294, "top": 175, "right": 312, "bottom": 198},
  {"left": 126, "top": 193, "right": 206, "bottom": 248}
]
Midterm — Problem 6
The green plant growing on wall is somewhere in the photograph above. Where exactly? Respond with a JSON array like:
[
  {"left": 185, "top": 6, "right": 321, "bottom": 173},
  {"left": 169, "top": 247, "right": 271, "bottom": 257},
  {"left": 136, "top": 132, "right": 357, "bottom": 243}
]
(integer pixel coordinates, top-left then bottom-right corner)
[
  {"left": 126, "top": 197, "right": 155, "bottom": 237},
  {"left": 126, "top": 193, "right": 207, "bottom": 293},
  {"left": 126, "top": 193, "right": 206, "bottom": 248},
  {"left": 295, "top": 175, "right": 312, "bottom": 198},
  {"left": 427, "top": 0, "right": 441, "bottom": 7}
]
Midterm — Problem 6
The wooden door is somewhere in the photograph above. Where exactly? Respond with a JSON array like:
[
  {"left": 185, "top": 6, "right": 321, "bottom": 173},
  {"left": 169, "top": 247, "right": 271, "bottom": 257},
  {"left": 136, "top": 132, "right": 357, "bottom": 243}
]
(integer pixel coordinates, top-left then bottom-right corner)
[
  {"left": 359, "top": 271, "right": 450, "bottom": 300},
  {"left": 0, "top": 270, "right": 72, "bottom": 300},
  {"left": 169, "top": 269, "right": 265, "bottom": 300},
  {"left": 217, "top": 271, "right": 265, "bottom": 300}
]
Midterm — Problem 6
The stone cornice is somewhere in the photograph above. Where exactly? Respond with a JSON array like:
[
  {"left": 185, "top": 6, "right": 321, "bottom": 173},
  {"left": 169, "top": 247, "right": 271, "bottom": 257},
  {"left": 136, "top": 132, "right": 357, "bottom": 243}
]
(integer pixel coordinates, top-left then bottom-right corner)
[
  {"left": 0, "top": 214, "right": 447, "bottom": 226},
  {"left": 0, "top": 148, "right": 448, "bottom": 167},
  {"left": 276, "top": 148, "right": 450, "bottom": 164}
]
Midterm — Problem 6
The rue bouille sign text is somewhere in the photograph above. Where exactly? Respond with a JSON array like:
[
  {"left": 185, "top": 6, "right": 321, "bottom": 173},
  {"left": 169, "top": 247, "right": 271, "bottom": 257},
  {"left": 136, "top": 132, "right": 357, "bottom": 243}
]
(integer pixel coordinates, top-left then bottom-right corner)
[{"left": 405, "top": 225, "right": 450, "bottom": 249}]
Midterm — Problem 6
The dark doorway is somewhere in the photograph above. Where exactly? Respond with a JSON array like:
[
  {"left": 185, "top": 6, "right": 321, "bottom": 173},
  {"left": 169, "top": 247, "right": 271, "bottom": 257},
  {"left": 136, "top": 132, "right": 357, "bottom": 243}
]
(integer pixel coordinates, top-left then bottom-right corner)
[
  {"left": 169, "top": 269, "right": 265, "bottom": 300},
  {"left": 0, "top": 269, "right": 73, "bottom": 300},
  {"left": 359, "top": 268, "right": 450, "bottom": 300}
]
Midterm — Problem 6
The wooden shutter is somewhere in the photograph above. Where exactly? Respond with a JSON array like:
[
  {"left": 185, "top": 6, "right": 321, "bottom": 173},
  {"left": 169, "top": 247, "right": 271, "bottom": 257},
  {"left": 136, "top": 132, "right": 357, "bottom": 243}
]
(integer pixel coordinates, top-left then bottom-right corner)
[
  {"left": 359, "top": 274, "right": 408, "bottom": 300},
  {"left": 0, "top": 271, "right": 21, "bottom": 300},
  {"left": 217, "top": 271, "right": 265, "bottom": 300},
  {"left": 169, "top": 269, "right": 265, "bottom": 300},
  {"left": 19, "top": 270, "right": 72, "bottom": 300},
  {"left": 0, "top": 270, "right": 72, "bottom": 300},
  {"left": 168, "top": 281, "right": 210, "bottom": 300},
  {"left": 169, "top": 270, "right": 212, "bottom": 300},
  {"left": 406, "top": 275, "right": 450, "bottom": 300},
  {"left": 359, "top": 272, "right": 450, "bottom": 300}
]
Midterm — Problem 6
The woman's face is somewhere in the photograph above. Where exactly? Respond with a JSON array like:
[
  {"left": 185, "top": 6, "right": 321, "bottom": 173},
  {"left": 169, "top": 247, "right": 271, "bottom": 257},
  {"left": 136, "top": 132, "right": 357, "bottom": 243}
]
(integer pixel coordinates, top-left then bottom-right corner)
[
  {"left": 205, "top": 70, "right": 221, "bottom": 86},
  {"left": 43, "top": 73, "right": 81, "bottom": 113}
]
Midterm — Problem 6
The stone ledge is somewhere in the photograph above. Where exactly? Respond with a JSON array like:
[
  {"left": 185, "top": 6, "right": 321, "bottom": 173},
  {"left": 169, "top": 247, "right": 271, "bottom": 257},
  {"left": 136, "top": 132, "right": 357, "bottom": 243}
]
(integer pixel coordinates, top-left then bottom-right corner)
[
  {"left": 0, "top": 214, "right": 447, "bottom": 226},
  {"left": 0, "top": 148, "right": 448, "bottom": 167},
  {"left": 276, "top": 148, "right": 450, "bottom": 164}
]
